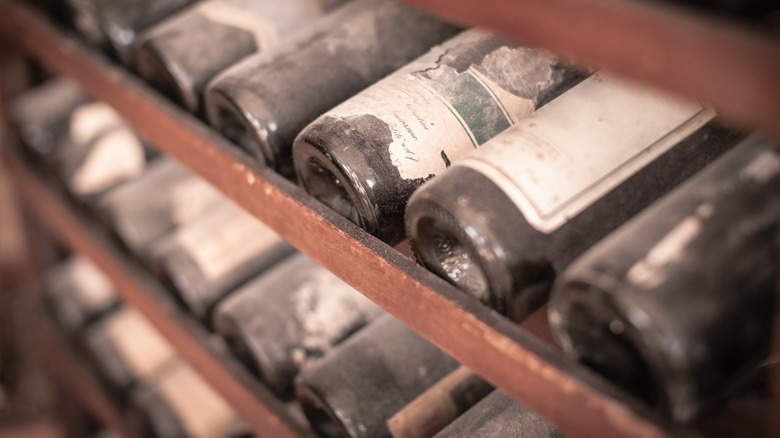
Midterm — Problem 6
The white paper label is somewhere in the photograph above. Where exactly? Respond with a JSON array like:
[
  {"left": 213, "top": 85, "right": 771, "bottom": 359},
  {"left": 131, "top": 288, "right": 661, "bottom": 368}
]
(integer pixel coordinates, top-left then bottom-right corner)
[
  {"left": 459, "top": 72, "right": 716, "bottom": 233},
  {"left": 69, "top": 102, "right": 123, "bottom": 145},
  {"left": 170, "top": 177, "right": 224, "bottom": 226},
  {"left": 69, "top": 257, "right": 116, "bottom": 310},
  {"left": 176, "top": 202, "right": 283, "bottom": 281},
  {"left": 328, "top": 62, "right": 538, "bottom": 181},
  {"left": 195, "top": 0, "right": 278, "bottom": 51},
  {"left": 104, "top": 308, "right": 175, "bottom": 380},
  {"left": 70, "top": 128, "right": 146, "bottom": 195},
  {"left": 158, "top": 364, "right": 241, "bottom": 438}
]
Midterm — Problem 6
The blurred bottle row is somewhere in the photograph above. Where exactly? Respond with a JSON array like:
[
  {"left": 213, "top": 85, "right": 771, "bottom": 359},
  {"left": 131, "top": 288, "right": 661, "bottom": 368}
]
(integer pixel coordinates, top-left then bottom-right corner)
[
  {"left": 13, "top": 70, "right": 567, "bottom": 438},
  {"left": 10, "top": 0, "right": 780, "bottom": 436},
  {"left": 39, "top": 250, "right": 566, "bottom": 438}
]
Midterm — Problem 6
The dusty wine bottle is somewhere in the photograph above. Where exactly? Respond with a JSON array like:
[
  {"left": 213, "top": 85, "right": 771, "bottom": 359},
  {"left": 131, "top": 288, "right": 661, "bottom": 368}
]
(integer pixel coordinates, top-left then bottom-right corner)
[
  {"left": 433, "top": 391, "right": 565, "bottom": 438},
  {"left": 548, "top": 135, "right": 780, "bottom": 421},
  {"left": 387, "top": 365, "right": 494, "bottom": 438},
  {"left": 136, "top": 0, "right": 347, "bottom": 114},
  {"left": 65, "top": 0, "right": 196, "bottom": 66},
  {"left": 97, "top": 157, "right": 224, "bottom": 258},
  {"left": 212, "top": 252, "right": 385, "bottom": 399},
  {"left": 153, "top": 198, "right": 296, "bottom": 320},
  {"left": 53, "top": 101, "right": 152, "bottom": 200},
  {"left": 42, "top": 256, "right": 120, "bottom": 333},
  {"left": 126, "top": 360, "right": 249, "bottom": 438},
  {"left": 204, "top": 0, "right": 460, "bottom": 176},
  {"left": 295, "top": 315, "right": 460, "bottom": 438},
  {"left": 9, "top": 81, "right": 156, "bottom": 193},
  {"left": 404, "top": 72, "right": 742, "bottom": 320},
  {"left": 8, "top": 77, "right": 87, "bottom": 162},
  {"left": 83, "top": 307, "right": 177, "bottom": 394},
  {"left": 293, "top": 29, "right": 587, "bottom": 244}
]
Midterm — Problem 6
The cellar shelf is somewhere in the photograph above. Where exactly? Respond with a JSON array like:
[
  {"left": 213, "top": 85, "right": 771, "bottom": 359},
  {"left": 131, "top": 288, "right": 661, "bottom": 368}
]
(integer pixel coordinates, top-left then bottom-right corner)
[
  {"left": 32, "top": 306, "right": 140, "bottom": 438},
  {"left": 0, "top": 1, "right": 774, "bottom": 438},
  {"left": 8, "top": 157, "right": 315, "bottom": 438}
]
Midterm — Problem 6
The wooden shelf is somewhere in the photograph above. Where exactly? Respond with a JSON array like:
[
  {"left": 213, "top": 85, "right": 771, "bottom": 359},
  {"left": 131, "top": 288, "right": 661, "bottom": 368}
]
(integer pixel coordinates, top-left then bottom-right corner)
[
  {"left": 0, "top": 1, "right": 775, "bottom": 438},
  {"left": 31, "top": 306, "right": 140, "bottom": 438}
]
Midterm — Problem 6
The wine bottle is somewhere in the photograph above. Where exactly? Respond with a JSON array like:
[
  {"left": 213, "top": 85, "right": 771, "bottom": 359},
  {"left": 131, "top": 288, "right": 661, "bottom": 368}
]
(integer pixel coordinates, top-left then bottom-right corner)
[
  {"left": 404, "top": 72, "right": 742, "bottom": 320},
  {"left": 387, "top": 366, "right": 494, "bottom": 438},
  {"left": 204, "top": 0, "right": 460, "bottom": 176},
  {"left": 127, "top": 360, "right": 249, "bottom": 438},
  {"left": 136, "top": 0, "right": 347, "bottom": 114},
  {"left": 212, "top": 252, "right": 385, "bottom": 399},
  {"left": 83, "top": 307, "right": 177, "bottom": 394},
  {"left": 548, "top": 135, "right": 780, "bottom": 421},
  {"left": 41, "top": 256, "right": 120, "bottom": 333},
  {"left": 433, "top": 391, "right": 565, "bottom": 438},
  {"left": 65, "top": 0, "right": 196, "bottom": 66},
  {"left": 54, "top": 101, "right": 150, "bottom": 200},
  {"left": 8, "top": 77, "right": 87, "bottom": 162},
  {"left": 293, "top": 29, "right": 587, "bottom": 244},
  {"left": 96, "top": 157, "right": 224, "bottom": 258},
  {"left": 295, "top": 315, "right": 460, "bottom": 438},
  {"left": 153, "top": 198, "right": 296, "bottom": 320}
]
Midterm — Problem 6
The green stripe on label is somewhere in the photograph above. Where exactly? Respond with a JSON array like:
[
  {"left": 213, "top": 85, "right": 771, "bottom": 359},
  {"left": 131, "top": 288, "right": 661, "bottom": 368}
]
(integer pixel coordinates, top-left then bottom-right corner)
[{"left": 422, "top": 67, "right": 512, "bottom": 146}]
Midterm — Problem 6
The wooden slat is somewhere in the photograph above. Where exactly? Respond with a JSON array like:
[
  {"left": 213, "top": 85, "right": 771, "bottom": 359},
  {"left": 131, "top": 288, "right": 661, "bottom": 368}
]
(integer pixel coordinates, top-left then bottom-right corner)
[
  {"left": 8, "top": 158, "right": 313, "bottom": 438},
  {"left": 398, "top": 0, "right": 780, "bottom": 139},
  {"left": 32, "top": 310, "right": 140, "bottom": 438},
  {"left": 0, "top": 5, "right": 715, "bottom": 438}
]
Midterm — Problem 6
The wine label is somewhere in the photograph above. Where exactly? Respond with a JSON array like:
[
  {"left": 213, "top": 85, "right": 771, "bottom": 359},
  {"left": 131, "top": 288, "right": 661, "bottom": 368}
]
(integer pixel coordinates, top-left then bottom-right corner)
[
  {"left": 157, "top": 364, "right": 241, "bottom": 438},
  {"left": 327, "top": 48, "right": 541, "bottom": 181},
  {"left": 70, "top": 127, "right": 146, "bottom": 195},
  {"left": 69, "top": 102, "right": 123, "bottom": 145},
  {"left": 104, "top": 308, "right": 176, "bottom": 380},
  {"left": 176, "top": 202, "right": 284, "bottom": 281},
  {"left": 458, "top": 72, "right": 716, "bottom": 233},
  {"left": 170, "top": 176, "right": 224, "bottom": 226},
  {"left": 195, "top": 0, "right": 278, "bottom": 51},
  {"left": 68, "top": 257, "right": 116, "bottom": 310}
]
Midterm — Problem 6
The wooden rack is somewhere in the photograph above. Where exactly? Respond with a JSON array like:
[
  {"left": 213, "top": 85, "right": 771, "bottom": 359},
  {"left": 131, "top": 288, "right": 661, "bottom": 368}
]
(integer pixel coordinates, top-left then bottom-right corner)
[{"left": 0, "top": 1, "right": 777, "bottom": 437}]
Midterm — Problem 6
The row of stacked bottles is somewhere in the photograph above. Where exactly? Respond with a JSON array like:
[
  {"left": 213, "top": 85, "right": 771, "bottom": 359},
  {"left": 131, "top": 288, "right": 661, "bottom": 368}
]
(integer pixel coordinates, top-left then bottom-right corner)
[
  {"left": 12, "top": 78, "right": 565, "bottom": 437},
  {"left": 13, "top": 0, "right": 780, "bottom": 436}
]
